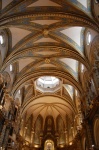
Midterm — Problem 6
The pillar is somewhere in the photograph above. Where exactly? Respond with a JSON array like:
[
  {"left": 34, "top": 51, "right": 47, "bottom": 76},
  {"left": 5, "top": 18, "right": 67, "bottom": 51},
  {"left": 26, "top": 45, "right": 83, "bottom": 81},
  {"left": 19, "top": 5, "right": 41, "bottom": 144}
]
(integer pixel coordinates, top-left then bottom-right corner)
[{"left": 0, "top": 124, "right": 6, "bottom": 147}]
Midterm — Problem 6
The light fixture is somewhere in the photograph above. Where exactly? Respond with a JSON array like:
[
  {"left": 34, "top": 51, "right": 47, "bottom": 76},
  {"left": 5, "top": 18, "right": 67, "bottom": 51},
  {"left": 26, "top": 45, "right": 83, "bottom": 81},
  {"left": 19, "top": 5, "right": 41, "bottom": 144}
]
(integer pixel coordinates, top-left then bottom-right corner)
[
  {"left": 69, "top": 142, "right": 72, "bottom": 145},
  {"left": 34, "top": 144, "right": 40, "bottom": 148},
  {"left": 59, "top": 144, "right": 64, "bottom": 148},
  {"left": 0, "top": 105, "right": 2, "bottom": 110},
  {"left": 92, "top": 145, "right": 94, "bottom": 147}
]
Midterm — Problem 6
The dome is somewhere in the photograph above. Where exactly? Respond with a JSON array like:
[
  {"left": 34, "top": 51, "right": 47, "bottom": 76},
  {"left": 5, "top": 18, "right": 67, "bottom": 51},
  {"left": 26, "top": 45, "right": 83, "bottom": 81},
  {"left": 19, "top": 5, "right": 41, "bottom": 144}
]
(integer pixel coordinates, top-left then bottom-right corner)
[{"left": 36, "top": 76, "right": 60, "bottom": 92}]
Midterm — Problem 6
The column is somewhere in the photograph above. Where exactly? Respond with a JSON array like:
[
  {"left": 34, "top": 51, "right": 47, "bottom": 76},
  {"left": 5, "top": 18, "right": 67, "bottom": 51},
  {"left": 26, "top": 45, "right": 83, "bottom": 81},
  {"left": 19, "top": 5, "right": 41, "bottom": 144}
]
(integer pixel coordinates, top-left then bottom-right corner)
[
  {"left": 31, "top": 129, "right": 34, "bottom": 146},
  {"left": 0, "top": 124, "right": 6, "bottom": 147},
  {"left": 3, "top": 125, "right": 10, "bottom": 149},
  {"left": 66, "top": 115, "right": 69, "bottom": 145},
  {"left": 23, "top": 126, "right": 27, "bottom": 139},
  {"left": 85, "top": 121, "right": 93, "bottom": 149},
  {"left": 64, "top": 130, "right": 68, "bottom": 145}
]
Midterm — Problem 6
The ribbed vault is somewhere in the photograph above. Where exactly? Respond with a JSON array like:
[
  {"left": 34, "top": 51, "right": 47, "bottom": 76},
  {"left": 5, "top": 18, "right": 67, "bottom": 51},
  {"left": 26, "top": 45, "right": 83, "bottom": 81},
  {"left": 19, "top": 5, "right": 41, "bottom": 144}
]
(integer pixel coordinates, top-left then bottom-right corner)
[{"left": 0, "top": 0, "right": 99, "bottom": 147}]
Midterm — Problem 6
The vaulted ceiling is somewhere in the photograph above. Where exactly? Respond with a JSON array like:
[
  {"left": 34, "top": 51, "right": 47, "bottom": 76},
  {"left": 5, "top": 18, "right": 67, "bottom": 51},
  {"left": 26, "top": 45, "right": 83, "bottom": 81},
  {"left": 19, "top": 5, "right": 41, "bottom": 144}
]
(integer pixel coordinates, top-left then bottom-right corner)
[{"left": 0, "top": 0, "right": 99, "bottom": 128}]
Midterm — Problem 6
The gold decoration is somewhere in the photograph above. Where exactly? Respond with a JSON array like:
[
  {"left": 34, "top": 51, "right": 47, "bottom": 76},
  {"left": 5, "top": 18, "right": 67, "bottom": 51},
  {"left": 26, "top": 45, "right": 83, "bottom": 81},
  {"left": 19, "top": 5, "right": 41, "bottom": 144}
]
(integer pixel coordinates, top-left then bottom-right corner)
[
  {"left": 45, "top": 58, "right": 50, "bottom": 64},
  {"left": 43, "top": 29, "right": 49, "bottom": 37}
]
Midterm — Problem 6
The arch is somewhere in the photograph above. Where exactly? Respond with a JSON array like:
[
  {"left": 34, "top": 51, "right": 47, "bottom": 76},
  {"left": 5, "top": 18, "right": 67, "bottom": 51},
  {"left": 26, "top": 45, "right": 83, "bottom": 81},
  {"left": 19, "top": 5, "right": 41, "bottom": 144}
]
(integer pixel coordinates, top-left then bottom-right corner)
[
  {"left": 56, "top": 115, "right": 65, "bottom": 145},
  {"left": 25, "top": 115, "right": 33, "bottom": 142},
  {"left": 82, "top": 137, "right": 88, "bottom": 150},
  {"left": 0, "top": 29, "right": 9, "bottom": 63},
  {"left": 94, "top": 117, "right": 99, "bottom": 147},
  {"left": 12, "top": 70, "right": 83, "bottom": 96},
  {"left": 44, "top": 139, "right": 54, "bottom": 150},
  {"left": 0, "top": 13, "right": 99, "bottom": 32},
  {"left": 34, "top": 115, "right": 43, "bottom": 145},
  {"left": 1, "top": 45, "right": 89, "bottom": 72}
]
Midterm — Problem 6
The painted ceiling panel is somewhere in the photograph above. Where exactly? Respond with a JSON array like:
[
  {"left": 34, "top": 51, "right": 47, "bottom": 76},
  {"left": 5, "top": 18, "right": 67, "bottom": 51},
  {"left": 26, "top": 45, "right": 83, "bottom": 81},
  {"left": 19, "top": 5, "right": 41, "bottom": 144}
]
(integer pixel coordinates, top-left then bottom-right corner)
[
  {"left": 2, "top": 0, "right": 13, "bottom": 9},
  {"left": 64, "top": 84, "right": 74, "bottom": 100},
  {"left": 32, "top": 105, "right": 45, "bottom": 116},
  {"left": 28, "top": 0, "right": 61, "bottom": 7},
  {"left": 66, "top": 0, "right": 91, "bottom": 16},
  {"left": 63, "top": 86, "right": 71, "bottom": 97},
  {"left": 38, "top": 106, "right": 55, "bottom": 118},
  {"left": 55, "top": 104, "right": 70, "bottom": 114},
  {"left": 31, "top": 20, "right": 60, "bottom": 25},
  {"left": 23, "top": 96, "right": 74, "bottom": 122},
  {"left": 9, "top": 27, "right": 31, "bottom": 48},
  {"left": 18, "top": 58, "right": 34, "bottom": 72},
  {"left": 77, "top": 0, "right": 87, "bottom": 8},
  {"left": 38, "top": 64, "right": 56, "bottom": 68},
  {"left": 47, "top": 106, "right": 54, "bottom": 115},
  {"left": 35, "top": 51, "right": 59, "bottom": 55},
  {"left": 25, "top": 96, "right": 72, "bottom": 109},
  {"left": 59, "top": 58, "right": 78, "bottom": 73},
  {"left": 34, "top": 37, "right": 58, "bottom": 43},
  {"left": 60, "top": 27, "right": 82, "bottom": 46}
]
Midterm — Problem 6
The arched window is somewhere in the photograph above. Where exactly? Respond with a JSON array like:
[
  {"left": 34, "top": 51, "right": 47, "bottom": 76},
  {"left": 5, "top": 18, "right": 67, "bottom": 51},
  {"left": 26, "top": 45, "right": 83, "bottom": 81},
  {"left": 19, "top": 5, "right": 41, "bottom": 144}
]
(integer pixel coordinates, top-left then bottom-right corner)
[
  {"left": 81, "top": 64, "right": 84, "bottom": 72},
  {"left": 10, "top": 64, "right": 13, "bottom": 72},
  {"left": 95, "top": 0, "right": 99, "bottom": 4},
  {"left": 0, "top": 35, "right": 4, "bottom": 45},
  {"left": 0, "top": 32, "right": 5, "bottom": 46},
  {"left": 44, "top": 140, "right": 54, "bottom": 150},
  {"left": 87, "top": 32, "right": 91, "bottom": 45}
]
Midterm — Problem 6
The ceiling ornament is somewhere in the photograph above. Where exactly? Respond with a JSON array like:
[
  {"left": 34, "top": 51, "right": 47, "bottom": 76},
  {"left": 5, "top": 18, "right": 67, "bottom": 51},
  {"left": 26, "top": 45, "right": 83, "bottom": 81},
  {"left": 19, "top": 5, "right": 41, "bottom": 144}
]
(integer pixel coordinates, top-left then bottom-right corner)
[
  {"left": 45, "top": 58, "right": 50, "bottom": 64},
  {"left": 43, "top": 29, "right": 49, "bottom": 37}
]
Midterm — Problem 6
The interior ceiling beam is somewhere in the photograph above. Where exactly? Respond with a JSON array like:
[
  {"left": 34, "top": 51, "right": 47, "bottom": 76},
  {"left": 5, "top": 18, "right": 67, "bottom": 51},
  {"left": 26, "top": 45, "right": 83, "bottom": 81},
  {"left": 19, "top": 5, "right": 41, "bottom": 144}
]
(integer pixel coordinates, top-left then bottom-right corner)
[
  {"left": 0, "top": 19, "right": 94, "bottom": 32},
  {"left": 0, "top": 13, "right": 98, "bottom": 31}
]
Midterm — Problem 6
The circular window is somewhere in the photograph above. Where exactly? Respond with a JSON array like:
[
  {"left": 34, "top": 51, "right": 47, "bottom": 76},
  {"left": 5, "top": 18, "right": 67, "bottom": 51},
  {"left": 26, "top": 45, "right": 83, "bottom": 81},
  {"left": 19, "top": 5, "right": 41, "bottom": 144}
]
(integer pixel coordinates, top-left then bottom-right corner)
[{"left": 87, "top": 32, "right": 91, "bottom": 45}]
